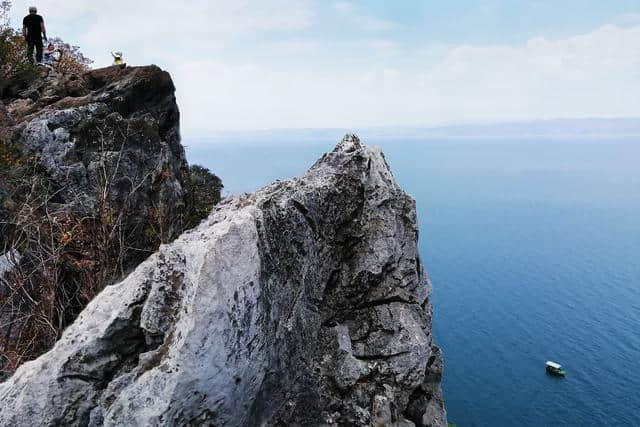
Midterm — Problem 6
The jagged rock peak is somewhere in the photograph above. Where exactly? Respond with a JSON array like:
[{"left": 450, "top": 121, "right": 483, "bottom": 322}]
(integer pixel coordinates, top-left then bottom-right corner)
[
  {"left": 336, "top": 132, "right": 361, "bottom": 148},
  {"left": 0, "top": 135, "right": 446, "bottom": 427}
]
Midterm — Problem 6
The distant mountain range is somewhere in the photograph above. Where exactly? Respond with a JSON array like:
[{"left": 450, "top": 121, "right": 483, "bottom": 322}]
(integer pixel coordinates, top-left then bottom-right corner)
[
  {"left": 189, "top": 118, "right": 640, "bottom": 143},
  {"left": 366, "top": 118, "right": 640, "bottom": 139}
]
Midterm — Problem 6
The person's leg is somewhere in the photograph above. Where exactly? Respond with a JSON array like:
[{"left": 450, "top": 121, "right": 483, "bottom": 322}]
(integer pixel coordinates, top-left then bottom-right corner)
[
  {"left": 26, "top": 41, "right": 35, "bottom": 63},
  {"left": 35, "top": 40, "right": 44, "bottom": 64}
]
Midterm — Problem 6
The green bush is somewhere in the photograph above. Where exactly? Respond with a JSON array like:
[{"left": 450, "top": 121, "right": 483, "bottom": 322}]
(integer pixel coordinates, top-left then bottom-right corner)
[{"left": 184, "top": 164, "right": 223, "bottom": 228}]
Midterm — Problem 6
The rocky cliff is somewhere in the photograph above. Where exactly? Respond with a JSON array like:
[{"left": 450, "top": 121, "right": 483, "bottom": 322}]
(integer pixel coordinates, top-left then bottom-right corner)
[
  {"left": 0, "top": 134, "right": 446, "bottom": 426},
  {"left": 0, "top": 65, "right": 221, "bottom": 377}
]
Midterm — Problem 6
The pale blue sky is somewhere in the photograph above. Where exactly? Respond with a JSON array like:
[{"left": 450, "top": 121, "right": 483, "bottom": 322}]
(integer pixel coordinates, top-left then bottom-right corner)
[
  {"left": 254, "top": 1, "right": 640, "bottom": 43},
  {"left": 9, "top": 1, "right": 640, "bottom": 135},
  {"left": 329, "top": 1, "right": 638, "bottom": 41},
  {"left": 12, "top": 1, "right": 640, "bottom": 43}
]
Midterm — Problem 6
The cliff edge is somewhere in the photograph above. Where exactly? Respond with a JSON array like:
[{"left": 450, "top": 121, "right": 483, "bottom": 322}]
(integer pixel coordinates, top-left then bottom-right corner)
[
  {"left": 0, "top": 134, "right": 446, "bottom": 426},
  {"left": 0, "top": 65, "right": 221, "bottom": 377}
]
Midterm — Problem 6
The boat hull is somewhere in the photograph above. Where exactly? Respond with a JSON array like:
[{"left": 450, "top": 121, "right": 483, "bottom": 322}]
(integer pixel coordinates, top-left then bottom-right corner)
[{"left": 546, "top": 366, "right": 566, "bottom": 377}]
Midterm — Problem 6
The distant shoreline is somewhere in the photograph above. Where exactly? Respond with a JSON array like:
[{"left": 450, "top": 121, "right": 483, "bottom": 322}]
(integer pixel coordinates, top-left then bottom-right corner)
[{"left": 183, "top": 118, "right": 640, "bottom": 142}]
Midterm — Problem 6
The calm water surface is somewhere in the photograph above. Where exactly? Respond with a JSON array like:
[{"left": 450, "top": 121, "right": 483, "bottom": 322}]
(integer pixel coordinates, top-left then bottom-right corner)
[{"left": 187, "top": 136, "right": 640, "bottom": 427}]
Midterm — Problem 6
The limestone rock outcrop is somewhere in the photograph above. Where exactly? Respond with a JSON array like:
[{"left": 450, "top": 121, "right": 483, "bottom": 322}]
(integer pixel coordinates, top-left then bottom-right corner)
[
  {"left": 2, "top": 65, "right": 190, "bottom": 226},
  {"left": 0, "top": 65, "right": 221, "bottom": 377},
  {"left": 0, "top": 134, "right": 446, "bottom": 426}
]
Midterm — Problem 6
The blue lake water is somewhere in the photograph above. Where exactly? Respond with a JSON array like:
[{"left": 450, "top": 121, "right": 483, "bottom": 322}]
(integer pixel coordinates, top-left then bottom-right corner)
[{"left": 186, "top": 135, "right": 640, "bottom": 427}]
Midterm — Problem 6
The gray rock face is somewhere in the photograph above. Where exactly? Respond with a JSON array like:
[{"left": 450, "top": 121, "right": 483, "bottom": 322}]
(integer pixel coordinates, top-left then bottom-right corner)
[
  {"left": 0, "top": 66, "right": 221, "bottom": 377},
  {"left": 6, "top": 65, "right": 188, "bottom": 225},
  {"left": 0, "top": 135, "right": 446, "bottom": 426}
]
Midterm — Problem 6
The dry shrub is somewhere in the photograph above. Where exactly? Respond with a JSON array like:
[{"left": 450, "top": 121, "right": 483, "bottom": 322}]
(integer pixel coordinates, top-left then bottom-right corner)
[
  {"left": 1, "top": 2, "right": 92, "bottom": 96},
  {"left": 47, "top": 38, "right": 93, "bottom": 74},
  {"left": 0, "top": 122, "right": 221, "bottom": 378},
  {"left": 0, "top": 130, "right": 160, "bottom": 377}
]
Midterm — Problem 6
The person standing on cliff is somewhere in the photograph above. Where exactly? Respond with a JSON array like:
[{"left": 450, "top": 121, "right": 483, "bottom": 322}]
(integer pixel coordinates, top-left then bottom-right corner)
[{"left": 22, "top": 6, "right": 47, "bottom": 64}]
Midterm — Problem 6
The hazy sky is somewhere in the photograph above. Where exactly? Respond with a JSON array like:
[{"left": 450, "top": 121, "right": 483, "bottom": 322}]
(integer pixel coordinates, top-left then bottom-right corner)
[{"left": 9, "top": 1, "right": 640, "bottom": 136}]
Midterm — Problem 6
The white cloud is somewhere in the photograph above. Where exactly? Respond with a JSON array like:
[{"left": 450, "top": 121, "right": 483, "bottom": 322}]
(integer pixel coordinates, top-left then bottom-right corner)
[
  {"left": 332, "top": 1, "right": 395, "bottom": 31},
  {"left": 8, "top": 2, "right": 640, "bottom": 135},
  {"left": 615, "top": 12, "right": 640, "bottom": 26},
  {"left": 352, "top": 15, "right": 396, "bottom": 32},
  {"left": 10, "top": 0, "right": 314, "bottom": 66},
  {"left": 332, "top": 1, "right": 356, "bottom": 16},
  {"left": 418, "top": 24, "right": 640, "bottom": 121},
  {"left": 177, "top": 24, "right": 640, "bottom": 134}
]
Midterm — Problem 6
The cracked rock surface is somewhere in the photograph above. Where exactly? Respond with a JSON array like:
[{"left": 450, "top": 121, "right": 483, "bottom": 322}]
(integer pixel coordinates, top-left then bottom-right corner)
[
  {"left": 2, "top": 64, "right": 189, "bottom": 224},
  {"left": 0, "top": 134, "right": 447, "bottom": 426}
]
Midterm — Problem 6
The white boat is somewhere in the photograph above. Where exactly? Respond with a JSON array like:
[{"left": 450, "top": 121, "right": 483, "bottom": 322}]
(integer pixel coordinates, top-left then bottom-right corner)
[{"left": 546, "top": 361, "right": 566, "bottom": 376}]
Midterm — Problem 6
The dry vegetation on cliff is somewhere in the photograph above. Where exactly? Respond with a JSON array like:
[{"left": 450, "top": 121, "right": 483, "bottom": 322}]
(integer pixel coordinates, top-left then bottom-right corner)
[
  {"left": 1, "top": 2, "right": 92, "bottom": 98},
  {"left": 0, "top": 62, "right": 222, "bottom": 378}
]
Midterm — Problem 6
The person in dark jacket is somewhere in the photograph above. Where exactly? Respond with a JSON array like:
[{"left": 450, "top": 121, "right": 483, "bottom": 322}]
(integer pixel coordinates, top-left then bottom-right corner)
[{"left": 22, "top": 6, "right": 47, "bottom": 63}]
